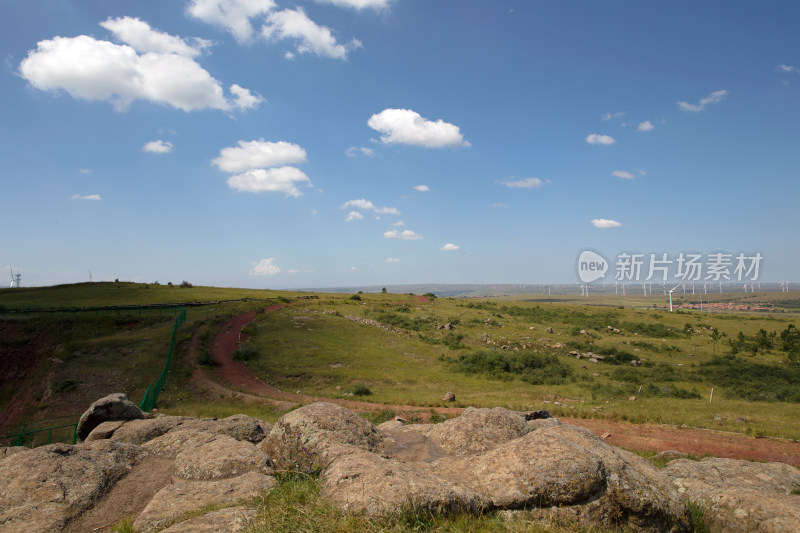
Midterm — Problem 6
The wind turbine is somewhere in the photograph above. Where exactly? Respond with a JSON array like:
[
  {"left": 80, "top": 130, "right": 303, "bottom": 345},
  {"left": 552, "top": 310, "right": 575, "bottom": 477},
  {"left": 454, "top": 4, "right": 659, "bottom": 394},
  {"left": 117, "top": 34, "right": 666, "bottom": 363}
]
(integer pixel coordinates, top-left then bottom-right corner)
[
  {"left": 89, "top": 271, "right": 93, "bottom": 283},
  {"left": 667, "top": 283, "right": 681, "bottom": 312},
  {"left": 8, "top": 268, "right": 14, "bottom": 288}
]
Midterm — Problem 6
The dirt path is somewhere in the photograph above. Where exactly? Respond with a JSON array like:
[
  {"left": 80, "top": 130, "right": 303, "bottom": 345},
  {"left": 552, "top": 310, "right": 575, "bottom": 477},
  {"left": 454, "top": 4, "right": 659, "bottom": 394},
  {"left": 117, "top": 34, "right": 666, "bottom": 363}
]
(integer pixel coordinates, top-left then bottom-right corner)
[{"left": 202, "top": 308, "right": 800, "bottom": 467}]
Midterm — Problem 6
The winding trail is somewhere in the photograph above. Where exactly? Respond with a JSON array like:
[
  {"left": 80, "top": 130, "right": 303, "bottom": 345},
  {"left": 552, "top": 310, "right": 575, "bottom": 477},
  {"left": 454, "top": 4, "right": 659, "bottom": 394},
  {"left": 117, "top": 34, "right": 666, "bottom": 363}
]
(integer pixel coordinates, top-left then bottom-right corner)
[{"left": 200, "top": 307, "right": 800, "bottom": 467}]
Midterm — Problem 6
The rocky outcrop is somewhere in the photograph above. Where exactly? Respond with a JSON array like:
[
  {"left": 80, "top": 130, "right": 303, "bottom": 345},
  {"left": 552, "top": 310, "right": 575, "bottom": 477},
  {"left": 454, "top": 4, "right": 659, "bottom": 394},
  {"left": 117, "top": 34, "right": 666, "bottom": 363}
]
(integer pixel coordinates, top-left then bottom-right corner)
[
  {"left": 664, "top": 457, "right": 800, "bottom": 532},
  {"left": 0, "top": 440, "right": 140, "bottom": 532},
  {"left": 76, "top": 393, "right": 144, "bottom": 441},
  {"left": 8, "top": 397, "right": 800, "bottom": 533}
]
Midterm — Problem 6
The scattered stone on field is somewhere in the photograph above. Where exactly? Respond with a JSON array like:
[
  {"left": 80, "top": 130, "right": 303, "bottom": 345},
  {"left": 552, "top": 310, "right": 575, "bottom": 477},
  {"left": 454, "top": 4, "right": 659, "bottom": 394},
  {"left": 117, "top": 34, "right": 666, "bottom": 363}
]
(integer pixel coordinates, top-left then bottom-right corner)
[
  {"left": 736, "top": 416, "right": 750, "bottom": 423},
  {"left": 77, "top": 392, "right": 144, "bottom": 441},
  {"left": 713, "top": 414, "right": 722, "bottom": 422},
  {"left": 159, "top": 505, "right": 256, "bottom": 532},
  {"left": 133, "top": 472, "right": 275, "bottom": 533},
  {"left": 580, "top": 329, "right": 590, "bottom": 336},
  {"left": 0, "top": 440, "right": 140, "bottom": 532},
  {"left": 664, "top": 457, "right": 800, "bottom": 533},
  {"left": 442, "top": 391, "right": 456, "bottom": 402},
  {"left": 545, "top": 327, "right": 554, "bottom": 333},
  {"left": 589, "top": 357, "right": 598, "bottom": 363},
  {"left": 631, "top": 359, "right": 642, "bottom": 367},
  {"left": 629, "top": 396, "right": 637, "bottom": 401}
]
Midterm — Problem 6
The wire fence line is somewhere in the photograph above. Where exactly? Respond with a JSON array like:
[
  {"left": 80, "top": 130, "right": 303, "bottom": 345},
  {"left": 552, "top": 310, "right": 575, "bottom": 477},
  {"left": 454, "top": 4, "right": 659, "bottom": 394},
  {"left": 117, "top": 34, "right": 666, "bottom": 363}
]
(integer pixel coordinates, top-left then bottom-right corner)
[{"left": 0, "top": 308, "right": 187, "bottom": 449}]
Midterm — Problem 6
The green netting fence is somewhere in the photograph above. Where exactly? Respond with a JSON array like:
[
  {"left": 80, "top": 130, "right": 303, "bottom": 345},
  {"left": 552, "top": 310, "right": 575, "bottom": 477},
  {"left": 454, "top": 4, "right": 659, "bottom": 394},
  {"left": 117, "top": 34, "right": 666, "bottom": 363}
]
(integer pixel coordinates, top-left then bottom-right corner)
[{"left": 0, "top": 307, "right": 186, "bottom": 448}]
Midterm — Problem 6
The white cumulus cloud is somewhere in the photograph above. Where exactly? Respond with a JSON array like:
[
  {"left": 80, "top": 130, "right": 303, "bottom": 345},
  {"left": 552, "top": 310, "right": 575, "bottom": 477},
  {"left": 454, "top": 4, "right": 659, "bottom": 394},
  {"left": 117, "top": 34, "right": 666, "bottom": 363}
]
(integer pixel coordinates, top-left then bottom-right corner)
[
  {"left": 71, "top": 194, "right": 102, "bottom": 201},
  {"left": 262, "top": 8, "right": 360, "bottom": 60},
  {"left": 99, "top": 16, "right": 208, "bottom": 57},
  {"left": 19, "top": 23, "right": 260, "bottom": 113},
  {"left": 143, "top": 140, "right": 173, "bottom": 153},
  {"left": 187, "top": 0, "right": 276, "bottom": 42},
  {"left": 413, "top": 184, "right": 430, "bottom": 192},
  {"left": 440, "top": 243, "right": 460, "bottom": 251},
  {"left": 251, "top": 257, "right": 280, "bottom": 276},
  {"left": 368, "top": 108, "right": 470, "bottom": 148},
  {"left": 586, "top": 134, "right": 615, "bottom": 145},
  {"left": 213, "top": 139, "right": 306, "bottom": 172},
  {"left": 392, "top": 220, "right": 405, "bottom": 227},
  {"left": 227, "top": 167, "right": 311, "bottom": 196},
  {"left": 386, "top": 257, "right": 400, "bottom": 263},
  {"left": 341, "top": 198, "right": 399, "bottom": 215},
  {"left": 591, "top": 218, "right": 622, "bottom": 229},
  {"left": 638, "top": 120, "right": 655, "bottom": 132},
  {"left": 612, "top": 170, "right": 634, "bottom": 179},
  {"left": 345, "top": 211, "right": 363, "bottom": 222},
  {"left": 678, "top": 90, "right": 728, "bottom": 112},
  {"left": 230, "top": 84, "right": 264, "bottom": 110},
  {"left": 602, "top": 111, "right": 627, "bottom": 121},
  {"left": 777, "top": 64, "right": 800, "bottom": 74},
  {"left": 383, "top": 229, "right": 422, "bottom": 240},
  {"left": 499, "top": 177, "right": 544, "bottom": 188}
]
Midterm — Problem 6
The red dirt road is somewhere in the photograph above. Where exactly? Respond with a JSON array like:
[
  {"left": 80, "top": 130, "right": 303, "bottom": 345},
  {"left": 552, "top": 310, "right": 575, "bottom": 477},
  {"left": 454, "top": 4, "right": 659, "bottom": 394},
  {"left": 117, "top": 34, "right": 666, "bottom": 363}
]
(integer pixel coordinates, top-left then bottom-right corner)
[{"left": 204, "top": 308, "right": 800, "bottom": 467}]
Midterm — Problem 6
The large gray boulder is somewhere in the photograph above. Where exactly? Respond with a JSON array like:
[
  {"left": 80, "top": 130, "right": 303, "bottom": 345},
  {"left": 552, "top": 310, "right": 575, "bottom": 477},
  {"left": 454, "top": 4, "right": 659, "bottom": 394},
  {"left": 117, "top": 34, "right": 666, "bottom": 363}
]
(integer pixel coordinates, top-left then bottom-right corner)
[
  {"left": 322, "top": 449, "right": 488, "bottom": 515},
  {"left": 76, "top": 393, "right": 144, "bottom": 441},
  {"left": 664, "top": 457, "right": 800, "bottom": 532},
  {"left": 424, "top": 406, "right": 532, "bottom": 455},
  {"left": 260, "top": 402, "right": 383, "bottom": 471},
  {"left": 0, "top": 440, "right": 140, "bottom": 532},
  {"left": 432, "top": 423, "right": 691, "bottom": 531}
]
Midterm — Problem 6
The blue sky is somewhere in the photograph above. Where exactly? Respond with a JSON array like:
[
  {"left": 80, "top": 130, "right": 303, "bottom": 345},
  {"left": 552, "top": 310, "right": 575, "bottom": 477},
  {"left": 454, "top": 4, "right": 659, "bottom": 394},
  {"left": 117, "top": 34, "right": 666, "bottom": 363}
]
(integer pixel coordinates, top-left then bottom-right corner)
[{"left": 2, "top": 0, "right": 799, "bottom": 289}]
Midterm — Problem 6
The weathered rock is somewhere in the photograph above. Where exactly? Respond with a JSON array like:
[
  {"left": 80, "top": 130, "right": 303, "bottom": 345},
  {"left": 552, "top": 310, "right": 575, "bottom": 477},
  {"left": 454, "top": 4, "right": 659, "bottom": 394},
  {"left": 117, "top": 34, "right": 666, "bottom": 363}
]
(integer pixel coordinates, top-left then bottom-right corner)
[
  {"left": 213, "top": 414, "right": 271, "bottom": 443},
  {"left": 442, "top": 391, "right": 456, "bottom": 402},
  {"left": 651, "top": 450, "right": 689, "bottom": 462},
  {"left": 545, "top": 327, "right": 554, "bottom": 333},
  {"left": 0, "top": 440, "right": 140, "bottom": 532},
  {"left": 376, "top": 417, "right": 405, "bottom": 431},
  {"left": 379, "top": 426, "right": 447, "bottom": 463},
  {"left": 424, "top": 406, "right": 531, "bottom": 455},
  {"left": 527, "top": 417, "right": 562, "bottom": 431},
  {"left": 0, "top": 446, "right": 27, "bottom": 460},
  {"left": 260, "top": 402, "right": 383, "bottom": 471},
  {"left": 109, "top": 415, "right": 195, "bottom": 445},
  {"left": 133, "top": 472, "right": 275, "bottom": 533},
  {"left": 160, "top": 505, "right": 256, "bottom": 532},
  {"left": 84, "top": 420, "right": 125, "bottom": 442},
  {"left": 664, "top": 457, "right": 800, "bottom": 532},
  {"left": 142, "top": 429, "right": 220, "bottom": 458},
  {"left": 433, "top": 423, "right": 691, "bottom": 531},
  {"left": 174, "top": 435, "right": 273, "bottom": 480},
  {"left": 322, "top": 449, "right": 487, "bottom": 515},
  {"left": 77, "top": 393, "right": 145, "bottom": 441}
]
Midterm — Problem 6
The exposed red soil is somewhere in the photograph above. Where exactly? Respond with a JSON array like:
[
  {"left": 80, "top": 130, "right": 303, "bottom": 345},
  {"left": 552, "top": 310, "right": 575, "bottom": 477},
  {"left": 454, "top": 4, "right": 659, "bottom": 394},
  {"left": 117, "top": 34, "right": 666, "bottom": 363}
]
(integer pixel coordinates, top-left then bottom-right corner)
[{"left": 202, "top": 308, "right": 800, "bottom": 467}]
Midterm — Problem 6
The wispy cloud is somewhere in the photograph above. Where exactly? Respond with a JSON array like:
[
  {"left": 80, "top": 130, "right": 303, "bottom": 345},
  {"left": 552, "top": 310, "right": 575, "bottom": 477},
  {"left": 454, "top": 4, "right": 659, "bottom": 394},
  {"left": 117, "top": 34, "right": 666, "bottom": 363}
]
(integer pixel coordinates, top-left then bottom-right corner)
[
  {"left": 602, "top": 111, "right": 627, "bottom": 121},
  {"left": 385, "top": 257, "right": 400, "bottom": 263},
  {"left": 678, "top": 90, "right": 728, "bottom": 112},
  {"left": 383, "top": 229, "right": 422, "bottom": 240},
  {"left": 187, "top": 0, "right": 276, "bottom": 42},
  {"left": 345, "top": 146, "right": 375, "bottom": 157},
  {"left": 71, "top": 194, "right": 102, "bottom": 201},
  {"left": 777, "top": 64, "right": 800, "bottom": 74},
  {"left": 591, "top": 218, "right": 622, "bottom": 229},
  {"left": 612, "top": 170, "right": 635, "bottom": 179},
  {"left": 345, "top": 211, "right": 363, "bottom": 222},
  {"left": 586, "top": 134, "right": 615, "bottom": 145},
  {"left": 341, "top": 198, "right": 399, "bottom": 215},
  {"left": 497, "top": 177, "right": 544, "bottom": 188}
]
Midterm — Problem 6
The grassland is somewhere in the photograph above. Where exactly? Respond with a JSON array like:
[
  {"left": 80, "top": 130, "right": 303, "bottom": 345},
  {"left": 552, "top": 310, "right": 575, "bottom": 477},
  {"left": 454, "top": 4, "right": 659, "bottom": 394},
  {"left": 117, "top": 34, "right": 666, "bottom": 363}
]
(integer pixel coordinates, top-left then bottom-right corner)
[{"left": 2, "top": 283, "right": 800, "bottom": 442}]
